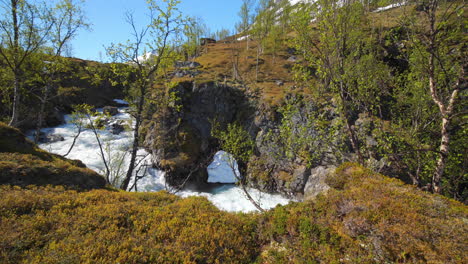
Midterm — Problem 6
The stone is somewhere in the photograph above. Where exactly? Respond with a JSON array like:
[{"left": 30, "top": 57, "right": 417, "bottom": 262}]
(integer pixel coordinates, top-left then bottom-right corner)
[
  {"left": 103, "top": 106, "right": 119, "bottom": 116},
  {"left": 275, "top": 80, "right": 284, "bottom": 86},
  {"left": 110, "top": 123, "right": 125, "bottom": 135},
  {"left": 303, "top": 166, "right": 335, "bottom": 200},
  {"left": 287, "top": 56, "right": 298, "bottom": 62},
  {"left": 37, "top": 132, "right": 65, "bottom": 143},
  {"left": 286, "top": 47, "right": 297, "bottom": 55},
  {"left": 289, "top": 165, "right": 311, "bottom": 194}
]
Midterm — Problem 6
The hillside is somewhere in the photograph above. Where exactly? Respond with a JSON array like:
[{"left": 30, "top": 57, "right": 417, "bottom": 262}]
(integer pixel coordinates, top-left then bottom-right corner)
[{"left": 0, "top": 122, "right": 106, "bottom": 190}]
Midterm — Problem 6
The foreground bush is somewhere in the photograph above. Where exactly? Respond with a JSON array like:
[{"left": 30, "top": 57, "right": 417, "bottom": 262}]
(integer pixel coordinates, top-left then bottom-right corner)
[
  {"left": 1, "top": 164, "right": 466, "bottom": 263},
  {"left": 258, "top": 164, "right": 468, "bottom": 263},
  {"left": 0, "top": 186, "right": 259, "bottom": 263}
]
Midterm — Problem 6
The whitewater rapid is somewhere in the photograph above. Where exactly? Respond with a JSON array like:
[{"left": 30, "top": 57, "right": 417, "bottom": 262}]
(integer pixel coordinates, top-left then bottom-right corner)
[{"left": 29, "top": 102, "right": 291, "bottom": 212}]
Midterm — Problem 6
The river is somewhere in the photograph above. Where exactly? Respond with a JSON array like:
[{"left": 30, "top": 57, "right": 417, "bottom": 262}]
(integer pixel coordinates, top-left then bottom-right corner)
[{"left": 28, "top": 101, "right": 291, "bottom": 212}]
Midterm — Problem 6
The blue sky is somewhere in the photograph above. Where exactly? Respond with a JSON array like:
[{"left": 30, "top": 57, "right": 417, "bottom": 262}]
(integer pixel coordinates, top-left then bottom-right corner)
[{"left": 71, "top": 0, "right": 244, "bottom": 61}]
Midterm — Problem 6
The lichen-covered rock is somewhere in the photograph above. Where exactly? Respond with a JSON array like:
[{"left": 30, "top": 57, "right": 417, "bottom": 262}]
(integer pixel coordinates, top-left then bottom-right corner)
[{"left": 303, "top": 166, "right": 335, "bottom": 200}]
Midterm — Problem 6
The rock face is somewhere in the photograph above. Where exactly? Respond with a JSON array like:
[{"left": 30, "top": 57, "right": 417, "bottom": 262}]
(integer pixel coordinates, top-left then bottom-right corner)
[
  {"left": 174, "top": 61, "right": 201, "bottom": 68},
  {"left": 143, "top": 81, "right": 255, "bottom": 187},
  {"left": 245, "top": 95, "right": 346, "bottom": 197},
  {"left": 142, "top": 83, "right": 388, "bottom": 199},
  {"left": 36, "top": 132, "right": 65, "bottom": 143}
]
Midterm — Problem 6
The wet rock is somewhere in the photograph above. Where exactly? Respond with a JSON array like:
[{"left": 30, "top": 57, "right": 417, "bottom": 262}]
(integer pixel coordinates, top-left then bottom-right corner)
[
  {"left": 36, "top": 132, "right": 65, "bottom": 143},
  {"left": 103, "top": 106, "right": 119, "bottom": 116},
  {"left": 110, "top": 122, "right": 125, "bottom": 135}
]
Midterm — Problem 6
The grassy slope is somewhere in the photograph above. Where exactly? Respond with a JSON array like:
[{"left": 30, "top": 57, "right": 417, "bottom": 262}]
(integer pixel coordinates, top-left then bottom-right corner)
[
  {"left": 0, "top": 122, "right": 106, "bottom": 190},
  {"left": 0, "top": 164, "right": 466, "bottom": 263}
]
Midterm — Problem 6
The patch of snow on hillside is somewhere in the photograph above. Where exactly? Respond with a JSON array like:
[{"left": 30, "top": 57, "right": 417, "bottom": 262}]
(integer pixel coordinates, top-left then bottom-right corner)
[
  {"left": 207, "top": 151, "right": 239, "bottom": 183},
  {"left": 374, "top": 1, "right": 406, "bottom": 12}
]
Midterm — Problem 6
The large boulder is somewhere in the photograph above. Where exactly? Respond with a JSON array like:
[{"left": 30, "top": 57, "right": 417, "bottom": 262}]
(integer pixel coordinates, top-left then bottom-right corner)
[{"left": 303, "top": 166, "right": 335, "bottom": 200}]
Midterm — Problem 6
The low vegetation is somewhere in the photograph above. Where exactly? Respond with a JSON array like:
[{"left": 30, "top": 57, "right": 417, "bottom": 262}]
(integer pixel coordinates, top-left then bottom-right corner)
[{"left": 1, "top": 163, "right": 466, "bottom": 263}]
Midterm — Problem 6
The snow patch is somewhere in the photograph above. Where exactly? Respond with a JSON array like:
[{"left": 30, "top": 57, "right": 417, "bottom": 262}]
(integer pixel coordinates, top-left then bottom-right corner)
[
  {"left": 113, "top": 99, "right": 129, "bottom": 105},
  {"left": 237, "top": 35, "right": 249, "bottom": 41},
  {"left": 374, "top": 1, "right": 406, "bottom": 12},
  {"left": 207, "top": 151, "right": 239, "bottom": 183}
]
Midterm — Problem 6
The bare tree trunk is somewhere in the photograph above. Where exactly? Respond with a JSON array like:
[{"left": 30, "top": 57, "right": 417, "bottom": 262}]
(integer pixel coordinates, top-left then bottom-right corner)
[
  {"left": 63, "top": 128, "right": 81, "bottom": 157},
  {"left": 9, "top": 76, "right": 20, "bottom": 126},
  {"left": 432, "top": 116, "right": 450, "bottom": 193},
  {"left": 8, "top": 0, "right": 20, "bottom": 127},
  {"left": 34, "top": 85, "right": 50, "bottom": 143},
  {"left": 120, "top": 85, "right": 145, "bottom": 191}
]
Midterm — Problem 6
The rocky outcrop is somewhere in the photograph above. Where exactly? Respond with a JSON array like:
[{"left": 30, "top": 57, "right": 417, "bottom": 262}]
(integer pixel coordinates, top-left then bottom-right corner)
[
  {"left": 303, "top": 166, "right": 335, "bottom": 200},
  {"left": 143, "top": 81, "right": 255, "bottom": 187},
  {"left": 246, "top": 95, "right": 346, "bottom": 197},
  {"left": 142, "top": 83, "right": 389, "bottom": 199}
]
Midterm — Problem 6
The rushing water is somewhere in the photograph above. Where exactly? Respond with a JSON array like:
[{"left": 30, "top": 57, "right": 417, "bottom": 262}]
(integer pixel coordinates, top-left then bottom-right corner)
[{"left": 29, "top": 101, "right": 291, "bottom": 212}]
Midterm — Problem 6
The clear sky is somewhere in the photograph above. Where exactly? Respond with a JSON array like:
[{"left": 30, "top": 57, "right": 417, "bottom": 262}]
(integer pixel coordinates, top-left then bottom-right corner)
[{"left": 71, "top": 0, "right": 244, "bottom": 61}]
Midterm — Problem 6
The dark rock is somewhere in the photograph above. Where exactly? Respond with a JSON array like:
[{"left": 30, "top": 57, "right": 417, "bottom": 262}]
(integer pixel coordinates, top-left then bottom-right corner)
[
  {"left": 143, "top": 81, "right": 254, "bottom": 187},
  {"left": 289, "top": 165, "right": 311, "bottom": 194},
  {"left": 110, "top": 121, "right": 125, "bottom": 135},
  {"left": 174, "top": 69, "right": 201, "bottom": 78},
  {"left": 286, "top": 47, "right": 297, "bottom": 55},
  {"left": 103, "top": 106, "right": 119, "bottom": 116},
  {"left": 200, "top": 38, "right": 216, "bottom": 45},
  {"left": 36, "top": 132, "right": 65, "bottom": 143}
]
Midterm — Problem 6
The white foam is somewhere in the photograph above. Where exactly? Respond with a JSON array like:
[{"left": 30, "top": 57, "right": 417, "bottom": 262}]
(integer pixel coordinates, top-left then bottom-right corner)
[{"left": 179, "top": 185, "right": 292, "bottom": 213}]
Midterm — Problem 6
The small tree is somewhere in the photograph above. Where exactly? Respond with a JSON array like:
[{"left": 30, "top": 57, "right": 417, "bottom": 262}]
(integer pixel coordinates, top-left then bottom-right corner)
[
  {"left": 212, "top": 121, "right": 265, "bottom": 212},
  {"left": 236, "top": 0, "right": 256, "bottom": 50},
  {"left": 404, "top": 0, "right": 466, "bottom": 193},
  {"left": 33, "top": 0, "right": 88, "bottom": 143},
  {"left": 0, "top": 0, "right": 55, "bottom": 126},
  {"left": 106, "top": 0, "right": 187, "bottom": 191}
]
